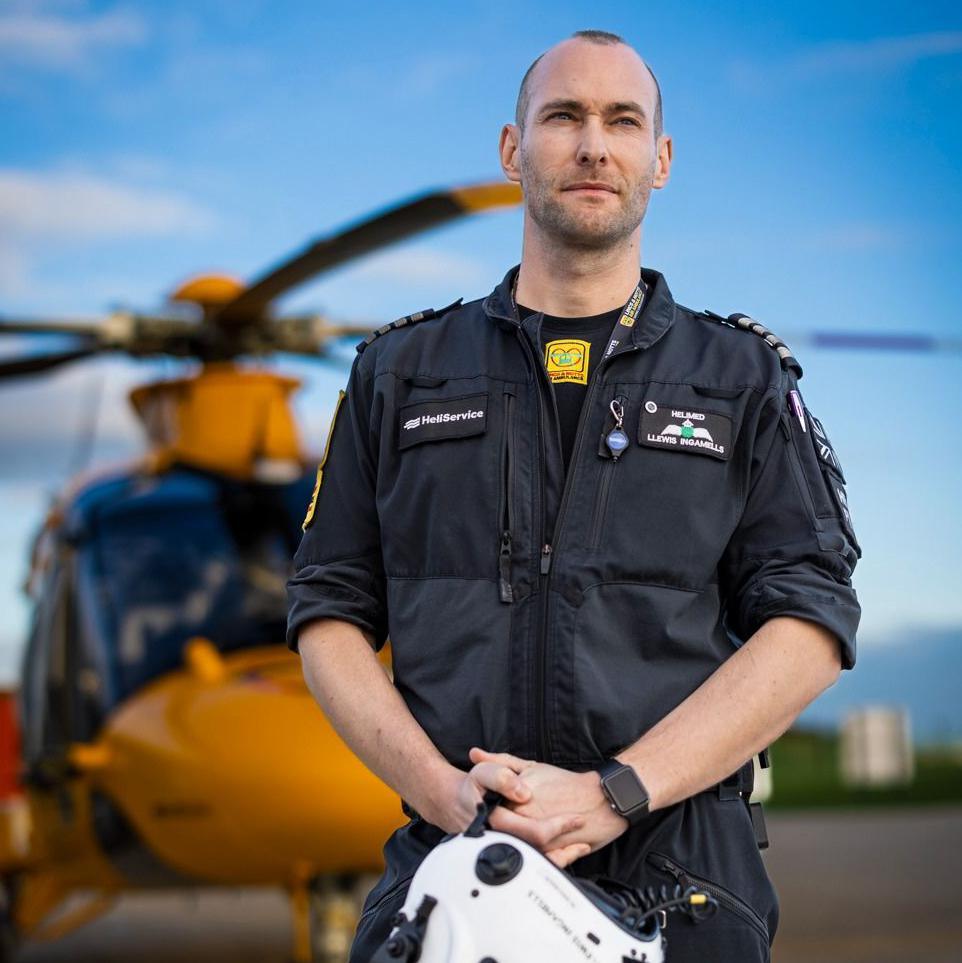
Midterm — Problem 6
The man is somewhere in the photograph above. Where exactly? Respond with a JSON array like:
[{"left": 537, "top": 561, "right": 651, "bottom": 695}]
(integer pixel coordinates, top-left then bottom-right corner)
[{"left": 287, "top": 30, "right": 860, "bottom": 962}]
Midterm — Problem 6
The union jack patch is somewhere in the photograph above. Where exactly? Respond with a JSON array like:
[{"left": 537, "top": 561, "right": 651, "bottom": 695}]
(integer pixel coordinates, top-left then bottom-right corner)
[{"left": 808, "top": 411, "right": 844, "bottom": 479}]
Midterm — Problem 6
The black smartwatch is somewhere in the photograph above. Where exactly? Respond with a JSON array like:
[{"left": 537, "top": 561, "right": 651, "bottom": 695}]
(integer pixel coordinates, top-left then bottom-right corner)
[{"left": 595, "top": 759, "right": 650, "bottom": 825}]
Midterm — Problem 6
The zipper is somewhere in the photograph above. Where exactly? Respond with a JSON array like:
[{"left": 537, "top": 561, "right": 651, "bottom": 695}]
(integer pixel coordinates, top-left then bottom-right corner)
[
  {"left": 779, "top": 411, "right": 822, "bottom": 524},
  {"left": 647, "top": 852, "right": 769, "bottom": 942},
  {"left": 589, "top": 461, "right": 615, "bottom": 550},
  {"left": 550, "top": 372, "right": 603, "bottom": 554},
  {"left": 517, "top": 323, "right": 637, "bottom": 761},
  {"left": 516, "top": 330, "right": 554, "bottom": 759},
  {"left": 356, "top": 870, "right": 416, "bottom": 923},
  {"left": 498, "top": 390, "right": 516, "bottom": 603},
  {"left": 588, "top": 392, "right": 628, "bottom": 550},
  {"left": 516, "top": 332, "right": 552, "bottom": 548}
]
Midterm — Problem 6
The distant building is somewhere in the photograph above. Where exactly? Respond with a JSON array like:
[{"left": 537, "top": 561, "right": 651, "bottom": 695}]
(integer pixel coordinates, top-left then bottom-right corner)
[
  {"left": 748, "top": 753, "right": 772, "bottom": 803},
  {"left": 840, "top": 706, "right": 914, "bottom": 788}
]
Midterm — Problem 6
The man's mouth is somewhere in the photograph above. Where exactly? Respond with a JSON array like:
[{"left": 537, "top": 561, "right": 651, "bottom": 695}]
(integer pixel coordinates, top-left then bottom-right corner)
[{"left": 563, "top": 181, "right": 618, "bottom": 194}]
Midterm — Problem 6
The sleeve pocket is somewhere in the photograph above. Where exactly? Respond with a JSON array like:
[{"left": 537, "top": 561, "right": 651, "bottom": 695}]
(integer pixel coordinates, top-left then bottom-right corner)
[
  {"left": 789, "top": 404, "right": 862, "bottom": 557},
  {"left": 822, "top": 463, "right": 861, "bottom": 556}
]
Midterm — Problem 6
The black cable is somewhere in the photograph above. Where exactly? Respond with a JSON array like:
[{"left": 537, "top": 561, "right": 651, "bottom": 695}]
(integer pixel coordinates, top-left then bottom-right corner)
[
  {"left": 575, "top": 876, "right": 718, "bottom": 934},
  {"left": 631, "top": 884, "right": 717, "bottom": 926}
]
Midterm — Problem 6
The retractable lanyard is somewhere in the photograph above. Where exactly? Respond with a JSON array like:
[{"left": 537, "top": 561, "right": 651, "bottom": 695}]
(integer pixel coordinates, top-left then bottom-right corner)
[
  {"left": 601, "top": 281, "right": 646, "bottom": 360},
  {"left": 601, "top": 282, "right": 645, "bottom": 458},
  {"left": 511, "top": 274, "right": 646, "bottom": 460},
  {"left": 510, "top": 273, "right": 645, "bottom": 352}
]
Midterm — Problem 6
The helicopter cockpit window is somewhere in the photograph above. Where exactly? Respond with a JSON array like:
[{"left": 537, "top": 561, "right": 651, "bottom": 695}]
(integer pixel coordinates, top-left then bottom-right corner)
[{"left": 80, "top": 472, "right": 309, "bottom": 701}]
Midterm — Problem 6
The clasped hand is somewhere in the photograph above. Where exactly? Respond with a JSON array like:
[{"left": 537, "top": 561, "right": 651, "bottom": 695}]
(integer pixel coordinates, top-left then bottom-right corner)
[{"left": 444, "top": 747, "right": 628, "bottom": 868}]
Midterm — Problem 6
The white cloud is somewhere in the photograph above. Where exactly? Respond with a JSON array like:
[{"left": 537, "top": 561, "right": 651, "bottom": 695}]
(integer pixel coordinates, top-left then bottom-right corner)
[
  {"left": 730, "top": 30, "right": 962, "bottom": 88},
  {"left": 106, "top": 152, "right": 174, "bottom": 184},
  {"left": 0, "top": 1, "right": 145, "bottom": 70},
  {"left": 348, "top": 247, "right": 490, "bottom": 288},
  {"left": 403, "top": 52, "right": 481, "bottom": 99},
  {"left": 0, "top": 168, "right": 216, "bottom": 242},
  {"left": 337, "top": 50, "right": 482, "bottom": 103},
  {"left": 0, "top": 166, "right": 217, "bottom": 301},
  {"left": 807, "top": 223, "right": 903, "bottom": 252},
  {"left": 0, "top": 241, "right": 30, "bottom": 298},
  {"left": 0, "top": 354, "right": 156, "bottom": 446},
  {"left": 788, "top": 31, "right": 962, "bottom": 78},
  {"left": 654, "top": 222, "right": 905, "bottom": 260}
]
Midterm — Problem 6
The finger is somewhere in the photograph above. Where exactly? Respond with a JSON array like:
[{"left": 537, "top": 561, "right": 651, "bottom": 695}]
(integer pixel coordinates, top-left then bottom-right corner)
[
  {"left": 469, "top": 747, "right": 531, "bottom": 772},
  {"left": 534, "top": 824, "right": 589, "bottom": 850},
  {"left": 545, "top": 843, "right": 593, "bottom": 869},
  {"left": 469, "top": 762, "right": 531, "bottom": 803},
  {"left": 489, "top": 806, "right": 586, "bottom": 849}
]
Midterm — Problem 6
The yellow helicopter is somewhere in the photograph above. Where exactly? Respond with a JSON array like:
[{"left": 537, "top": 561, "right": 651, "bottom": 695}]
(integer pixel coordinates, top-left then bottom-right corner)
[{"left": 0, "top": 181, "right": 522, "bottom": 963}]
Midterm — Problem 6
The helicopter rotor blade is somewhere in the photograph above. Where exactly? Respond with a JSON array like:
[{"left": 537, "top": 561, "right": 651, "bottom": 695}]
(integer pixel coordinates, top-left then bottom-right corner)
[
  {"left": 213, "top": 181, "right": 522, "bottom": 325},
  {"left": 799, "top": 331, "right": 962, "bottom": 354},
  {"left": 268, "top": 315, "right": 381, "bottom": 354},
  {"left": 311, "top": 322, "right": 381, "bottom": 340},
  {"left": 0, "top": 319, "right": 106, "bottom": 338},
  {"left": 0, "top": 345, "right": 104, "bottom": 380}
]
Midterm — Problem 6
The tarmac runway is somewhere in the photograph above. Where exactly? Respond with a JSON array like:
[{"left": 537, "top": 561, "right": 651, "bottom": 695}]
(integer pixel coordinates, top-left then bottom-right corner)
[
  {"left": 15, "top": 806, "right": 962, "bottom": 962},
  {"left": 766, "top": 805, "right": 962, "bottom": 962}
]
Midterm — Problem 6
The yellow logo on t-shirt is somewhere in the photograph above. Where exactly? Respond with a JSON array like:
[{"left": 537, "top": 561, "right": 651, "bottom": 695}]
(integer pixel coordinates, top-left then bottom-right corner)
[{"left": 544, "top": 339, "right": 590, "bottom": 385}]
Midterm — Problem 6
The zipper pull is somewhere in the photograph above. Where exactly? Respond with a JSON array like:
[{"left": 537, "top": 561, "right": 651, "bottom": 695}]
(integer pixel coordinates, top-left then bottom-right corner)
[
  {"left": 499, "top": 531, "right": 514, "bottom": 603},
  {"left": 540, "top": 543, "right": 553, "bottom": 575},
  {"left": 660, "top": 857, "right": 682, "bottom": 881}
]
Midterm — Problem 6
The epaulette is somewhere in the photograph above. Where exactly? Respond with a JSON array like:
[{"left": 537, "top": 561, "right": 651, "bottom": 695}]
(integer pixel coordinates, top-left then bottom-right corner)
[
  {"left": 356, "top": 298, "right": 464, "bottom": 354},
  {"left": 700, "top": 309, "right": 803, "bottom": 377}
]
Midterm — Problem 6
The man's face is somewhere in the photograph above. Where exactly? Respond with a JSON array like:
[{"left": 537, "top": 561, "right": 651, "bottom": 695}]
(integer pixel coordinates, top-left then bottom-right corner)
[{"left": 502, "top": 40, "right": 671, "bottom": 250}]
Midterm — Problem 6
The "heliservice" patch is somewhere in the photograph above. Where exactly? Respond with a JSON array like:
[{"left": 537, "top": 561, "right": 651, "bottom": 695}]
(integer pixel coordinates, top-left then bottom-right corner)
[
  {"left": 397, "top": 392, "right": 488, "bottom": 450},
  {"left": 638, "top": 400, "right": 732, "bottom": 461}
]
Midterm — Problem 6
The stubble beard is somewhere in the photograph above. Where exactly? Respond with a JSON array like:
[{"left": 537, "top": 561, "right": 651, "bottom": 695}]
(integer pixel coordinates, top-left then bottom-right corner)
[{"left": 520, "top": 144, "right": 656, "bottom": 252}]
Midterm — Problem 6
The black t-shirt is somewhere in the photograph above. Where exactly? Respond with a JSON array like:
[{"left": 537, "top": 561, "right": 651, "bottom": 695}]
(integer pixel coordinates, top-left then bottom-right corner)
[{"left": 517, "top": 302, "right": 624, "bottom": 472}]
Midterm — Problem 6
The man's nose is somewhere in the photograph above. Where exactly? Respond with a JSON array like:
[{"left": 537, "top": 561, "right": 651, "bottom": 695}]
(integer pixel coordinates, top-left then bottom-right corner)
[{"left": 577, "top": 116, "right": 608, "bottom": 165}]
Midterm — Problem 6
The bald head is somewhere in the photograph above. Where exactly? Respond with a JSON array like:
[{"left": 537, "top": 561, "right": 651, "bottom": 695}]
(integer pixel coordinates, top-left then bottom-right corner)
[{"left": 515, "top": 31, "right": 663, "bottom": 141}]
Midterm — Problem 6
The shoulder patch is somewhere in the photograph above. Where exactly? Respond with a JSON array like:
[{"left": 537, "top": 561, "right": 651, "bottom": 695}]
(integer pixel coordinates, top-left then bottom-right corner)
[
  {"left": 302, "top": 388, "right": 346, "bottom": 530},
  {"left": 355, "top": 297, "right": 464, "bottom": 354},
  {"left": 700, "top": 309, "right": 803, "bottom": 377}
]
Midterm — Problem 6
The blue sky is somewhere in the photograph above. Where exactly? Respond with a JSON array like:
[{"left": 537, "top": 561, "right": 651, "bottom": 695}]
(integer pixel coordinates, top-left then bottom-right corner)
[{"left": 1, "top": 1, "right": 961, "bottom": 729}]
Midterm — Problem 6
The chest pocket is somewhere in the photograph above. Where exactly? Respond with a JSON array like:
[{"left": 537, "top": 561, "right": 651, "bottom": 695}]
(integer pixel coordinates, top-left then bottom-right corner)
[
  {"left": 581, "top": 384, "right": 754, "bottom": 584},
  {"left": 377, "top": 377, "right": 506, "bottom": 577}
]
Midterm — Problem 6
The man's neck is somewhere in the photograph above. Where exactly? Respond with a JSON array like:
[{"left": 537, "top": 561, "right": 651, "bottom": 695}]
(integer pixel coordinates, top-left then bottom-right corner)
[{"left": 514, "top": 223, "right": 643, "bottom": 317}]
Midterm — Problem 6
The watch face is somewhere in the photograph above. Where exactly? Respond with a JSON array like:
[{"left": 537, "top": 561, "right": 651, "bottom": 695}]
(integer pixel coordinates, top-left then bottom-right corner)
[{"left": 606, "top": 766, "right": 648, "bottom": 811}]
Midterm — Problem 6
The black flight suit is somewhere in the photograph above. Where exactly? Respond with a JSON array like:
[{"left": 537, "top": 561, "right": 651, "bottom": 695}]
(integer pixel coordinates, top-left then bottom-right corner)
[{"left": 287, "top": 265, "right": 861, "bottom": 962}]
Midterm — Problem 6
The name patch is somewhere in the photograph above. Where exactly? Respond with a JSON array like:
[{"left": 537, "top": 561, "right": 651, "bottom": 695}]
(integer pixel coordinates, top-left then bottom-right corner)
[
  {"left": 638, "top": 401, "right": 732, "bottom": 461},
  {"left": 398, "top": 392, "right": 488, "bottom": 450}
]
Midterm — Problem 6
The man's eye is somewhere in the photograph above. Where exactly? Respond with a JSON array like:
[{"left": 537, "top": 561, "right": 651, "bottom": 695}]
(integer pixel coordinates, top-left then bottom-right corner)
[
  {"left": 615, "top": 117, "right": 641, "bottom": 126},
  {"left": 547, "top": 111, "right": 574, "bottom": 121}
]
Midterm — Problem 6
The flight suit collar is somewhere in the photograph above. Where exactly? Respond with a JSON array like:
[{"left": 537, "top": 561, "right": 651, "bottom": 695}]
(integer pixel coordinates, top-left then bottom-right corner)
[{"left": 482, "top": 263, "right": 676, "bottom": 351}]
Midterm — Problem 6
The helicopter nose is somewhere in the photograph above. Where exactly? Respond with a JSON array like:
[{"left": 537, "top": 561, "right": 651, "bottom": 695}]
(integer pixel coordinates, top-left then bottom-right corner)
[{"left": 88, "top": 643, "right": 404, "bottom": 884}]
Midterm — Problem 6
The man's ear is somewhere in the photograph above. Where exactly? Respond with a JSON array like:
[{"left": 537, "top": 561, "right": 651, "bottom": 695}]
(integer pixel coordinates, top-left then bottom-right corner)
[
  {"left": 500, "top": 123, "right": 522, "bottom": 183},
  {"left": 653, "top": 134, "right": 673, "bottom": 189}
]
